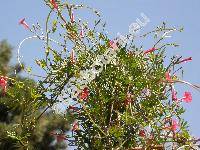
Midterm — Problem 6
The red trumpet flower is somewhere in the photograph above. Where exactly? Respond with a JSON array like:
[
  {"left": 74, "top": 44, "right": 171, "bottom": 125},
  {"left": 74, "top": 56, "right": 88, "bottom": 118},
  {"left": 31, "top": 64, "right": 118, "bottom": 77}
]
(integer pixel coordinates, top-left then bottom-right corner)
[
  {"left": 177, "top": 57, "right": 192, "bottom": 64},
  {"left": 172, "top": 89, "right": 178, "bottom": 101},
  {"left": 165, "top": 71, "right": 173, "bottom": 83},
  {"left": 19, "top": 18, "right": 29, "bottom": 29},
  {"left": 80, "top": 26, "right": 84, "bottom": 38},
  {"left": 70, "top": 11, "right": 75, "bottom": 23},
  {"left": 70, "top": 49, "right": 75, "bottom": 64},
  {"left": 144, "top": 47, "right": 157, "bottom": 55}
]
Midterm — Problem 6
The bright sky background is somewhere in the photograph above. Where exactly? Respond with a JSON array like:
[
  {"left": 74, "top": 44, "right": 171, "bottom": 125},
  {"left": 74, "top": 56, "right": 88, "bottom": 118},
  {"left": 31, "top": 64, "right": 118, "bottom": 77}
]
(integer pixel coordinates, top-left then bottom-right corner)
[{"left": 0, "top": 0, "right": 200, "bottom": 147}]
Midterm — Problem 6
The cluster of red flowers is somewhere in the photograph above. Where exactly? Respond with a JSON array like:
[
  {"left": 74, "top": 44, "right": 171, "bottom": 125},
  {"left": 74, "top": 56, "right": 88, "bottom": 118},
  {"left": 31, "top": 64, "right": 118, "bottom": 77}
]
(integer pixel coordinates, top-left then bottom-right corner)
[{"left": 165, "top": 71, "right": 192, "bottom": 103}]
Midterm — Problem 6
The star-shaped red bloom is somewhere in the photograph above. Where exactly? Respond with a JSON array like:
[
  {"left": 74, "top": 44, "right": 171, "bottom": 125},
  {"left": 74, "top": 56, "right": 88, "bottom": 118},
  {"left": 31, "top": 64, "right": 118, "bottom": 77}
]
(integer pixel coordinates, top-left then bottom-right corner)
[
  {"left": 177, "top": 57, "right": 192, "bottom": 64},
  {"left": 182, "top": 92, "right": 192, "bottom": 103}
]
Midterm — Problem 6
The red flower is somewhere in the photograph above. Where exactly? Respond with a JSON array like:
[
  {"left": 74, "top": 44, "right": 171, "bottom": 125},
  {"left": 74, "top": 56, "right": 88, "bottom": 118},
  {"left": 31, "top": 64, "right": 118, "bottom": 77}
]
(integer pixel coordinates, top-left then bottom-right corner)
[
  {"left": 171, "top": 119, "right": 179, "bottom": 131},
  {"left": 79, "top": 87, "right": 89, "bottom": 100},
  {"left": 172, "top": 89, "right": 178, "bottom": 101},
  {"left": 163, "top": 119, "right": 179, "bottom": 132},
  {"left": 139, "top": 130, "right": 146, "bottom": 137},
  {"left": 182, "top": 92, "right": 192, "bottom": 103},
  {"left": 80, "top": 26, "right": 84, "bottom": 38},
  {"left": 165, "top": 71, "right": 173, "bottom": 83},
  {"left": 144, "top": 47, "right": 157, "bottom": 55},
  {"left": 72, "top": 122, "right": 79, "bottom": 131},
  {"left": 70, "top": 50, "right": 75, "bottom": 64},
  {"left": 109, "top": 40, "right": 118, "bottom": 50},
  {"left": 50, "top": 0, "right": 58, "bottom": 10},
  {"left": 70, "top": 11, "right": 75, "bottom": 23},
  {"left": 177, "top": 57, "right": 192, "bottom": 64},
  {"left": 19, "top": 18, "right": 29, "bottom": 29},
  {"left": 0, "top": 76, "right": 7, "bottom": 95}
]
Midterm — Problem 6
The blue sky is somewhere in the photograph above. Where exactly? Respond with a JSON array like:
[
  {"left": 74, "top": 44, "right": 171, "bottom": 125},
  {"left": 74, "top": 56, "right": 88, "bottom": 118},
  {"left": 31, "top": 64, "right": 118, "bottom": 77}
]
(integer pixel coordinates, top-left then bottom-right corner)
[{"left": 0, "top": 0, "right": 200, "bottom": 143}]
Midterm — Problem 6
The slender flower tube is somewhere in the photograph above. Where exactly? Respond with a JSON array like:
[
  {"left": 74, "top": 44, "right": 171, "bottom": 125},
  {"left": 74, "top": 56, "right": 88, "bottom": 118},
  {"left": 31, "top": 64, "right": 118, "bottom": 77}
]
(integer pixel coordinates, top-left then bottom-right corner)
[
  {"left": 70, "top": 11, "right": 75, "bottom": 23},
  {"left": 19, "top": 18, "right": 29, "bottom": 29},
  {"left": 70, "top": 50, "right": 75, "bottom": 64},
  {"left": 80, "top": 26, "right": 84, "bottom": 38},
  {"left": 177, "top": 57, "right": 192, "bottom": 64},
  {"left": 172, "top": 89, "right": 178, "bottom": 101},
  {"left": 144, "top": 47, "right": 157, "bottom": 55}
]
